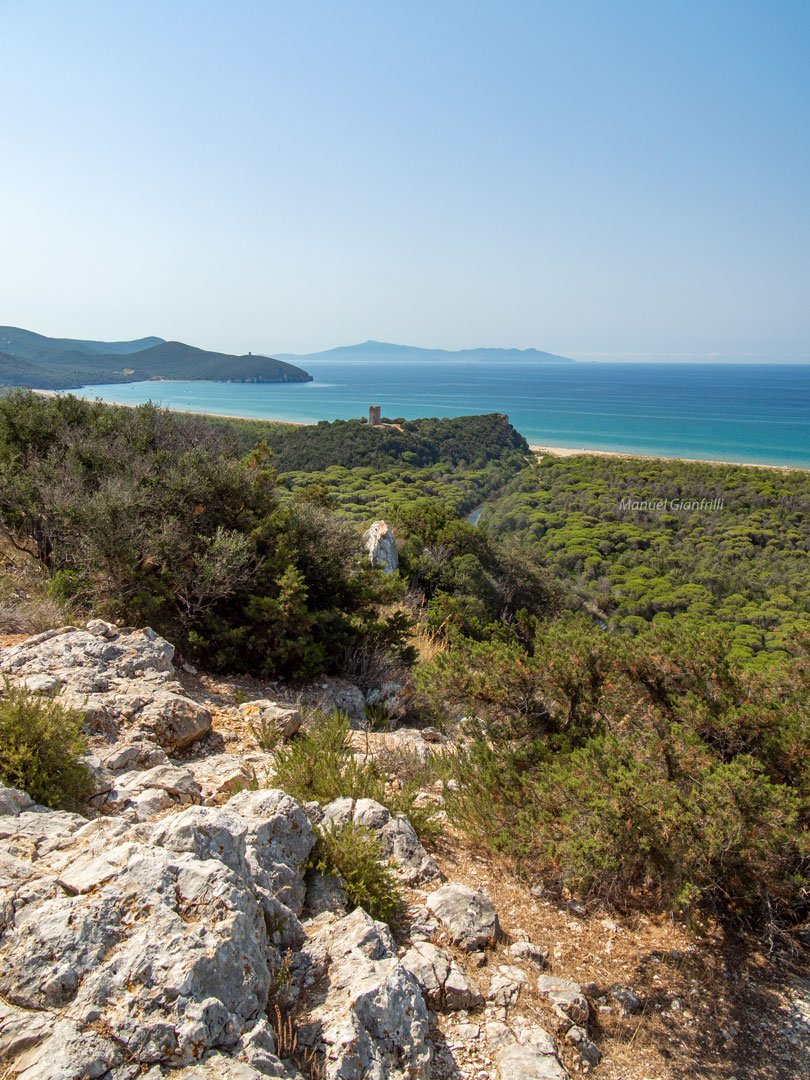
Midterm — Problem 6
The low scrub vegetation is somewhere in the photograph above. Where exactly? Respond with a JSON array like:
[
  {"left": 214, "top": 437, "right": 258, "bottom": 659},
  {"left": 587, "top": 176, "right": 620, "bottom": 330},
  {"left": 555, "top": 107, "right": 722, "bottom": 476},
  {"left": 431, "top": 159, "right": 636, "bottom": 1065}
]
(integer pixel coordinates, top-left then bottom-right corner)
[
  {"left": 309, "top": 821, "right": 402, "bottom": 925},
  {"left": 420, "top": 616, "right": 810, "bottom": 932},
  {"left": 0, "top": 540, "right": 74, "bottom": 634},
  {"left": 0, "top": 681, "right": 92, "bottom": 810},
  {"left": 273, "top": 710, "right": 441, "bottom": 842},
  {"left": 0, "top": 392, "right": 407, "bottom": 679}
]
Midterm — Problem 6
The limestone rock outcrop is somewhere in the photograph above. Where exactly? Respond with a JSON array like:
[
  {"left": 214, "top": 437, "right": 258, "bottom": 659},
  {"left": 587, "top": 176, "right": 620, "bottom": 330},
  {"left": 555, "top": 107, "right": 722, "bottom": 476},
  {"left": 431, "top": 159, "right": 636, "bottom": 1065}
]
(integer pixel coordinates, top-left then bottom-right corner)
[
  {"left": 361, "top": 520, "right": 398, "bottom": 574},
  {"left": 400, "top": 940, "right": 483, "bottom": 1011},
  {"left": 0, "top": 624, "right": 211, "bottom": 751},
  {"left": 293, "top": 908, "right": 432, "bottom": 1080},
  {"left": 0, "top": 788, "right": 295, "bottom": 1079}
]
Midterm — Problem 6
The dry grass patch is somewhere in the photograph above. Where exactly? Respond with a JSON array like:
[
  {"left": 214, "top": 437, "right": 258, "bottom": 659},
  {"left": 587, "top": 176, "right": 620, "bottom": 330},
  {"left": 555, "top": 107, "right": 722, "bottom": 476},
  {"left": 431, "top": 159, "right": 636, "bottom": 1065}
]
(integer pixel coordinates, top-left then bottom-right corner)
[
  {"left": 410, "top": 620, "right": 446, "bottom": 665},
  {"left": 0, "top": 540, "right": 75, "bottom": 634}
]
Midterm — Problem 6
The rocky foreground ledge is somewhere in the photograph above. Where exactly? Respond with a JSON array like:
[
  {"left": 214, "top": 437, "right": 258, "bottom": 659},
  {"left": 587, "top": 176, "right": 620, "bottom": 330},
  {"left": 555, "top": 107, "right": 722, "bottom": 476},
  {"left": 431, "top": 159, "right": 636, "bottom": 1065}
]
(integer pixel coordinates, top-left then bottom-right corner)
[{"left": 0, "top": 623, "right": 583, "bottom": 1080}]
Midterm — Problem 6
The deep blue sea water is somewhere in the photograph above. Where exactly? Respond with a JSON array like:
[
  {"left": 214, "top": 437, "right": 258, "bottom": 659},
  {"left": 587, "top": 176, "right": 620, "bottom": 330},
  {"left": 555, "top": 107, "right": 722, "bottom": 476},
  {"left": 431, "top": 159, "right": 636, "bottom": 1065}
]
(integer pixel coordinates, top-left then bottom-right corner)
[{"left": 74, "top": 361, "right": 810, "bottom": 468}]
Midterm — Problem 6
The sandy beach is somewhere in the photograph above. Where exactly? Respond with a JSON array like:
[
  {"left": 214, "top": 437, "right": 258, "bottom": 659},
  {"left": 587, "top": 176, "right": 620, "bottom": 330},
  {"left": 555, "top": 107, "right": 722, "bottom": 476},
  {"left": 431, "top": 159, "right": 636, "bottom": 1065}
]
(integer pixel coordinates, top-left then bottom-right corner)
[{"left": 529, "top": 444, "right": 804, "bottom": 472}]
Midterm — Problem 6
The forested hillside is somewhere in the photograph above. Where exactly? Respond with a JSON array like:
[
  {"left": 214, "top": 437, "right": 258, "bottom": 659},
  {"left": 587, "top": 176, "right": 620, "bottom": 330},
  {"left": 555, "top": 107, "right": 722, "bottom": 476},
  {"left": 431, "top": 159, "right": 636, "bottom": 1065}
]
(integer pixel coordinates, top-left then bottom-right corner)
[
  {"left": 209, "top": 411, "right": 529, "bottom": 469},
  {"left": 193, "top": 412, "right": 531, "bottom": 524},
  {"left": 0, "top": 326, "right": 312, "bottom": 388},
  {"left": 482, "top": 454, "right": 810, "bottom": 662}
]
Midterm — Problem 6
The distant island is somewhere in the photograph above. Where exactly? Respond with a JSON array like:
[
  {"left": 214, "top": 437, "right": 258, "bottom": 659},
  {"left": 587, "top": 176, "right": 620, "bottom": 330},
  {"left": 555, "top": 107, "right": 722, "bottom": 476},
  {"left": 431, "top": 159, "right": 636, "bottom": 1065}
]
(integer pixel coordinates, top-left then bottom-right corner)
[
  {"left": 0, "top": 327, "right": 313, "bottom": 390},
  {"left": 273, "top": 340, "right": 574, "bottom": 364}
]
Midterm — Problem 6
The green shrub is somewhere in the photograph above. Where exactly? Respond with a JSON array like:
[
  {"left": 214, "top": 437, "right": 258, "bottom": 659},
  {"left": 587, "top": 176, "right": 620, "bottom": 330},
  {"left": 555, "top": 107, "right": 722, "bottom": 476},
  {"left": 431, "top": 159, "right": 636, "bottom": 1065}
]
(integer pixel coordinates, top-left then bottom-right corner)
[
  {"left": 248, "top": 715, "right": 281, "bottom": 752},
  {"left": 309, "top": 821, "right": 402, "bottom": 924},
  {"left": 0, "top": 392, "right": 393, "bottom": 681},
  {"left": 497, "top": 729, "right": 806, "bottom": 917},
  {"left": 0, "top": 681, "right": 92, "bottom": 810},
  {"left": 418, "top": 615, "right": 619, "bottom": 760},
  {"left": 433, "top": 618, "right": 810, "bottom": 930},
  {"left": 273, "top": 710, "right": 441, "bottom": 842}
]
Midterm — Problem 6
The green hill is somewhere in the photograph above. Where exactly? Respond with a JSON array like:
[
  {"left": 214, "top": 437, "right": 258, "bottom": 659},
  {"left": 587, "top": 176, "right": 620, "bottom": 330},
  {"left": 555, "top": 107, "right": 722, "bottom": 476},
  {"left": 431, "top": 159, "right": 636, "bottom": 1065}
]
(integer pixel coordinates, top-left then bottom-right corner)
[
  {"left": 0, "top": 350, "right": 72, "bottom": 388},
  {"left": 0, "top": 349, "right": 125, "bottom": 389},
  {"left": 0, "top": 327, "right": 164, "bottom": 364},
  {"left": 116, "top": 341, "right": 312, "bottom": 383},
  {"left": 0, "top": 328, "right": 312, "bottom": 388}
]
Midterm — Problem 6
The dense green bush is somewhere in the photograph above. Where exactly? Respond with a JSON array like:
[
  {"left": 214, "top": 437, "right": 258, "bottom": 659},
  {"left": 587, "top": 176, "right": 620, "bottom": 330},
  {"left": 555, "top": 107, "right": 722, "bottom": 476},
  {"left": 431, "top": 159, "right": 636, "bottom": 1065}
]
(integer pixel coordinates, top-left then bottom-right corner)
[
  {"left": 393, "top": 500, "right": 563, "bottom": 647},
  {"left": 419, "top": 615, "right": 618, "bottom": 753},
  {"left": 309, "top": 821, "right": 402, "bottom": 925},
  {"left": 423, "top": 616, "right": 810, "bottom": 928},
  {"left": 0, "top": 392, "right": 397, "bottom": 679},
  {"left": 273, "top": 710, "right": 441, "bottom": 841},
  {"left": 0, "top": 681, "right": 92, "bottom": 810}
]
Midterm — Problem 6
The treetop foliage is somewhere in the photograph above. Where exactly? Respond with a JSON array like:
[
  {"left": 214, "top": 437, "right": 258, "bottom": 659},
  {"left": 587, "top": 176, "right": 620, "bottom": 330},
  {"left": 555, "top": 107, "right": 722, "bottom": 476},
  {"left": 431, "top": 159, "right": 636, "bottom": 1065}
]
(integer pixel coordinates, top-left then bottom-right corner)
[{"left": 483, "top": 454, "right": 810, "bottom": 662}]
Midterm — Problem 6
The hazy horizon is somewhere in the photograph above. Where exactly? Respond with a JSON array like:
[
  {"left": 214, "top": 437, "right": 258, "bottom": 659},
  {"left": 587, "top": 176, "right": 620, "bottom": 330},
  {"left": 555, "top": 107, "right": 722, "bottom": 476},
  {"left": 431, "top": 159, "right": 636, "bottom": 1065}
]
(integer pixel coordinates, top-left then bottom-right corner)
[
  {"left": 2, "top": 1, "right": 808, "bottom": 361},
  {"left": 271, "top": 342, "right": 810, "bottom": 364},
  {"left": 6, "top": 326, "right": 810, "bottom": 364}
]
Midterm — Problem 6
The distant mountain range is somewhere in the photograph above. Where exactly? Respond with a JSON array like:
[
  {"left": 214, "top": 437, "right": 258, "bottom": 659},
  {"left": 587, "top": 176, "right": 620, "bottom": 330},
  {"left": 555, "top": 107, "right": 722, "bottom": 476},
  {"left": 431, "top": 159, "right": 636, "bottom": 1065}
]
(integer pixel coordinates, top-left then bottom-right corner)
[
  {"left": 0, "top": 328, "right": 312, "bottom": 389},
  {"left": 274, "top": 340, "right": 574, "bottom": 364},
  {"left": 0, "top": 329, "right": 573, "bottom": 392}
]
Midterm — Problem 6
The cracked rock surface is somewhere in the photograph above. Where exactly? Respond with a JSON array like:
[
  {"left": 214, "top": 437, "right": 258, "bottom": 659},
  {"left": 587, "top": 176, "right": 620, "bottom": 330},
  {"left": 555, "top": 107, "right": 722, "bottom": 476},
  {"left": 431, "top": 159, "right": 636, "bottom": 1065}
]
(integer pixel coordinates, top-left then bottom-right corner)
[
  {"left": 401, "top": 940, "right": 484, "bottom": 1011},
  {"left": 0, "top": 625, "right": 581, "bottom": 1080},
  {"left": 0, "top": 789, "right": 302, "bottom": 1079},
  {"left": 426, "top": 882, "right": 501, "bottom": 951},
  {"left": 0, "top": 624, "right": 211, "bottom": 753}
]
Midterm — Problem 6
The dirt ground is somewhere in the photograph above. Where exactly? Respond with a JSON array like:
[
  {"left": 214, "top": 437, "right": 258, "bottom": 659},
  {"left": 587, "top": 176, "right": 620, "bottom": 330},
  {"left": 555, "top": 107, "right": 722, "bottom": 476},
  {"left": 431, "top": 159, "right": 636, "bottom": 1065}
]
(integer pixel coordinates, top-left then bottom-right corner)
[{"left": 424, "top": 831, "right": 810, "bottom": 1080}]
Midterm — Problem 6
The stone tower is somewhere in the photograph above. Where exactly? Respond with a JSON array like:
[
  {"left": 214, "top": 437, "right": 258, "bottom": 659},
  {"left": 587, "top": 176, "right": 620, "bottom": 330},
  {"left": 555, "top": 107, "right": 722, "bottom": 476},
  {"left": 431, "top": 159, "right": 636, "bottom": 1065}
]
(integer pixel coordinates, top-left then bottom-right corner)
[{"left": 369, "top": 405, "right": 381, "bottom": 426}]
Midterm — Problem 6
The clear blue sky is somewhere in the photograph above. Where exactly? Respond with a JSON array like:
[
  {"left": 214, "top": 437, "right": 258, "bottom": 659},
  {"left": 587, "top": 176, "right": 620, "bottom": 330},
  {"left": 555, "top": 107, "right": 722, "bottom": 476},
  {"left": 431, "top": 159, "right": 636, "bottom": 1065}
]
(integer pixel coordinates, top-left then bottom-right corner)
[{"left": 2, "top": 0, "right": 808, "bottom": 360}]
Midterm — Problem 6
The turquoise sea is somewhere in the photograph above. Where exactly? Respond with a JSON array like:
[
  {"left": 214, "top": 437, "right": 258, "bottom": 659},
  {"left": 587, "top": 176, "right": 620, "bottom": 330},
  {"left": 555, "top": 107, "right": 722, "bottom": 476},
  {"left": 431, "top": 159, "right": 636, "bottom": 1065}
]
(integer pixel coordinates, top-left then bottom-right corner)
[{"left": 74, "top": 361, "right": 810, "bottom": 469}]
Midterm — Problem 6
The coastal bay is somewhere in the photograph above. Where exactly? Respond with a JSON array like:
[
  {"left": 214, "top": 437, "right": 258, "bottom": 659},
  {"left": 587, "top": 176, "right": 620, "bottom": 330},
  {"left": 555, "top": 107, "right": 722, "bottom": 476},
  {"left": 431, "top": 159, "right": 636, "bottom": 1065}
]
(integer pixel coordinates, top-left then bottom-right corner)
[{"left": 72, "top": 359, "right": 810, "bottom": 469}]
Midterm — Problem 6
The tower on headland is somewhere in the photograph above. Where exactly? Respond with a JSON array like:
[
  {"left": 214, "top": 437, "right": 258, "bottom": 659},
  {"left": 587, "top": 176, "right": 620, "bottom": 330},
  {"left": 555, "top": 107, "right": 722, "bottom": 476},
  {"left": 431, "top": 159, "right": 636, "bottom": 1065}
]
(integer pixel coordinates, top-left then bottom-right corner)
[{"left": 369, "top": 405, "right": 381, "bottom": 426}]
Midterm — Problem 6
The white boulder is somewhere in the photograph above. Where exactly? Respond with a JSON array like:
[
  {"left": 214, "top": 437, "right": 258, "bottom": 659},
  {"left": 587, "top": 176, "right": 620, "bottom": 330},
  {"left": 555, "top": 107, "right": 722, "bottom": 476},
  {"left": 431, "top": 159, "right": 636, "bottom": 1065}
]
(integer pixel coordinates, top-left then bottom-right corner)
[
  {"left": 362, "top": 520, "right": 398, "bottom": 573},
  {"left": 426, "top": 882, "right": 501, "bottom": 951}
]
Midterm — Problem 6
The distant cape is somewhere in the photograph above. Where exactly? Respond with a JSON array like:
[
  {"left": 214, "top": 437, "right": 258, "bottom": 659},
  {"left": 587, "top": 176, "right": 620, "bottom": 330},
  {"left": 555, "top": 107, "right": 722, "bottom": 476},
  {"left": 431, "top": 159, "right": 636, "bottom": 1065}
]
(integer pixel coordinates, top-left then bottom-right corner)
[
  {"left": 0, "top": 327, "right": 312, "bottom": 389},
  {"left": 273, "top": 340, "right": 574, "bottom": 364}
]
